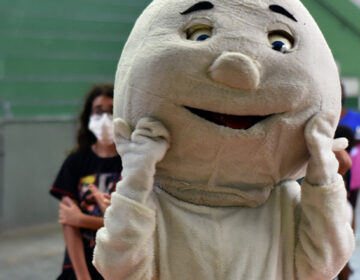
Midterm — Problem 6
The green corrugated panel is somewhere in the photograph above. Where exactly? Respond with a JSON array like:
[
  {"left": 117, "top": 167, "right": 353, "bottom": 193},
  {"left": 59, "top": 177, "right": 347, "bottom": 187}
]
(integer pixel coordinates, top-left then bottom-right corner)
[
  {"left": 301, "top": 0, "right": 360, "bottom": 109},
  {"left": 0, "top": 0, "right": 149, "bottom": 19},
  {"left": 0, "top": 0, "right": 149, "bottom": 117},
  {"left": 317, "top": 0, "right": 360, "bottom": 30},
  {"left": 6, "top": 0, "right": 357, "bottom": 116},
  {"left": 0, "top": 81, "right": 96, "bottom": 102},
  {"left": 303, "top": 0, "right": 360, "bottom": 75},
  {"left": 0, "top": 13, "right": 136, "bottom": 40},
  {"left": 0, "top": 35, "right": 126, "bottom": 57},
  {"left": 4, "top": 56, "right": 116, "bottom": 77},
  {"left": 10, "top": 104, "right": 82, "bottom": 117},
  {"left": 302, "top": 0, "right": 360, "bottom": 77}
]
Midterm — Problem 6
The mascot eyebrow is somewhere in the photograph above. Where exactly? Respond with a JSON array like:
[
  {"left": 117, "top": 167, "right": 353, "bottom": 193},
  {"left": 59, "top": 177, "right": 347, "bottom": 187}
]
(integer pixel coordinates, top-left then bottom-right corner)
[
  {"left": 269, "top": 4, "right": 297, "bottom": 22},
  {"left": 180, "top": 1, "right": 214, "bottom": 15}
]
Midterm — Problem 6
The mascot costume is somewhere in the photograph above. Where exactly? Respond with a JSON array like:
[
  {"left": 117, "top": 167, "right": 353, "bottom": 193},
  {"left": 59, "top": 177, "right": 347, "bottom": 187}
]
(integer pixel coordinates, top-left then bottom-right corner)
[{"left": 93, "top": 0, "right": 355, "bottom": 279}]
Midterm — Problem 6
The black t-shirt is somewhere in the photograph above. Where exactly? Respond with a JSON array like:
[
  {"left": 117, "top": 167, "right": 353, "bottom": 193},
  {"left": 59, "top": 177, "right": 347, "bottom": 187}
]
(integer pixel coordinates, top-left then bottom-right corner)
[{"left": 50, "top": 147, "right": 122, "bottom": 276}]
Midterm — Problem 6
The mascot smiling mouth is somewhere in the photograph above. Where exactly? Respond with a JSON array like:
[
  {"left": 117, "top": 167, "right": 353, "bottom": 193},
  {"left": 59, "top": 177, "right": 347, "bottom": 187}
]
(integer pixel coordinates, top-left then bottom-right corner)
[{"left": 186, "top": 107, "right": 271, "bottom": 130}]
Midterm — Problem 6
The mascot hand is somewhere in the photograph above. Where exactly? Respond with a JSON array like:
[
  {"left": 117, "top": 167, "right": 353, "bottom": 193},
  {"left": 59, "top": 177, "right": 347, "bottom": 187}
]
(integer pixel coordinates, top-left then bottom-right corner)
[
  {"left": 304, "top": 112, "right": 340, "bottom": 186},
  {"left": 113, "top": 117, "right": 170, "bottom": 202},
  {"left": 114, "top": 117, "right": 170, "bottom": 169}
]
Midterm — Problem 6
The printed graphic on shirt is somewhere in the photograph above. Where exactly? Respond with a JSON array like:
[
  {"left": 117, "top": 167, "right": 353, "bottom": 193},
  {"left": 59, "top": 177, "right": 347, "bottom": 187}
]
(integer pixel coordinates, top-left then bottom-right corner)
[
  {"left": 78, "top": 172, "right": 118, "bottom": 216},
  {"left": 78, "top": 172, "right": 120, "bottom": 248}
]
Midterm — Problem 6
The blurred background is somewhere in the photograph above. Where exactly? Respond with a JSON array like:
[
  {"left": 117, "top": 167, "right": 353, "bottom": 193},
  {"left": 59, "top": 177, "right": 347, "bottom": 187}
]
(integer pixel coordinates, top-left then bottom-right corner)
[
  {"left": 0, "top": 0, "right": 148, "bottom": 232},
  {"left": 0, "top": 0, "right": 359, "bottom": 279}
]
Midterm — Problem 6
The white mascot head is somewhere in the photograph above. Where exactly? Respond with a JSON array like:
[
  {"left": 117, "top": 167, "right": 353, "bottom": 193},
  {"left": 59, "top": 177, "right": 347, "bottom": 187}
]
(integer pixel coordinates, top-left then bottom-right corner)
[{"left": 114, "top": 0, "right": 341, "bottom": 207}]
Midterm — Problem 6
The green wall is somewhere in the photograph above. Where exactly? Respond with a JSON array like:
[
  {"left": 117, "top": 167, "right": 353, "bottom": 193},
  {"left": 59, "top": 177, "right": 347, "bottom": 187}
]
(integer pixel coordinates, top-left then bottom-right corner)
[
  {"left": 0, "top": 0, "right": 359, "bottom": 116},
  {"left": 301, "top": 0, "right": 360, "bottom": 77},
  {"left": 302, "top": 0, "right": 360, "bottom": 108},
  {"left": 0, "top": 0, "right": 149, "bottom": 117}
]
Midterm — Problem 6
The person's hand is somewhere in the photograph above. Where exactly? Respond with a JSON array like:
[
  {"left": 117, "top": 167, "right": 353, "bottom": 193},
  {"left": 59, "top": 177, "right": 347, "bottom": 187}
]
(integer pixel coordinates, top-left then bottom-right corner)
[
  {"left": 58, "top": 196, "right": 83, "bottom": 226},
  {"left": 88, "top": 184, "right": 111, "bottom": 214},
  {"left": 304, "top": 112, "right": 344, "bottom": 185},
  {"left": 334, "top": 149, "right": 352, "bottom": 176}
]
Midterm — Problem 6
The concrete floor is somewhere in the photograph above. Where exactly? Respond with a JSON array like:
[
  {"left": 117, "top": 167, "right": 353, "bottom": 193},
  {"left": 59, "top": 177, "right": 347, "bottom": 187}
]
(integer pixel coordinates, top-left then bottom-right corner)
[
  {"left": 1, "top": 212, "right": 360, "bottom": 280},
  {"left": 0, "top": 224, "right": 64, "bottom": 280}
]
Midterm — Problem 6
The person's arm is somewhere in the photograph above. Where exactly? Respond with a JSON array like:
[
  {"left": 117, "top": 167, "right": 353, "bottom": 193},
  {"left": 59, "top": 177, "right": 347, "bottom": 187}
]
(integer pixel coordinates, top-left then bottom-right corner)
[
  {"left": 62, "top": 224, "right": 91, "bottom": 280},
  {"left": 295, "top": 113, "right": 355, "bottom": 279},
  {"left": 59, "top": 197, "right": 104, "bottom": 230},
  {"left": 93, "top": 117, "right": 170, "bottom": 280},
  {"left": 52, "top": 152, "right": 93, "bottom": 279},
  {"left": 77, "top": 214, "right": 104, "bottom": 230}
]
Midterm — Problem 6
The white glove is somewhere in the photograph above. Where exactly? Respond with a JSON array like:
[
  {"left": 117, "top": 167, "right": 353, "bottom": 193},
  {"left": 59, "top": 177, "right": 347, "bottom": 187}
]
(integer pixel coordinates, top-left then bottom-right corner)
[
  {"left": 304, "top": 112, "right": 345, "bottom": 186},
  {"left": 113, "top": 117, "right": 170, "bottom": 203}
]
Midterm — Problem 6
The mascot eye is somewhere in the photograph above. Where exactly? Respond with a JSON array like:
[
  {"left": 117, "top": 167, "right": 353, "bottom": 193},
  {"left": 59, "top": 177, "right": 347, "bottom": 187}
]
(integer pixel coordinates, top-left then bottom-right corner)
[
  {"left": 268, "top": 31, "right": 294, "bottom": 53},
  {"left": 186, "top": 25, "right": 213, "bottom": 41}
]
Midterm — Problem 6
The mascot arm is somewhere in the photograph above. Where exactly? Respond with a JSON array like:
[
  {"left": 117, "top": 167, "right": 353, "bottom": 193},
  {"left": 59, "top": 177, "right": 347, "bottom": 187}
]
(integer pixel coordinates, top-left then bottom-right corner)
[
  {"left": 93, "top": 117, "right": 170, "bottom": 280},
  {"left": 295, "top": 113, "right": 355, "bottom": 279}
]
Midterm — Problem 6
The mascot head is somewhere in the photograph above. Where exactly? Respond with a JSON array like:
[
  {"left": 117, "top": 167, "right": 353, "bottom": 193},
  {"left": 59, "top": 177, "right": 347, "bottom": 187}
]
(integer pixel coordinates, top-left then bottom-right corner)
[{"left": 114, "top": 0, "right": 341, "bottom": 207}]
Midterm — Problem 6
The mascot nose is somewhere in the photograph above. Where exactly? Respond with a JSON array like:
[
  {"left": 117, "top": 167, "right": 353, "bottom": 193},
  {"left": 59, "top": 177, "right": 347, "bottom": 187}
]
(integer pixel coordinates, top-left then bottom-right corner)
[{"left": 209, "top": 52, "right": 260, "bottom": 90}]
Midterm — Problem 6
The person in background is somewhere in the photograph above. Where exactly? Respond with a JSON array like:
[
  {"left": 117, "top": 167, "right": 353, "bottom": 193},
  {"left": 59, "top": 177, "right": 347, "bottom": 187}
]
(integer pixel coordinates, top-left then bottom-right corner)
[
  {"left": 349, "top": 137, "right": 360, "bottom": 210},
  {"left": 50, "top": 84, "right": 122, "bottom": 280},
  {"left": 335, "top": 126, "right": 355, "bottom": 193},
  {"left": 334, "top": 125, "right": 355, "bottom": 280},
  {"left": 338, "top": 83, "right": 360, "bottom": 219},
  {"left": 339, "top": 83, "right": 360, "bottom": 137}
]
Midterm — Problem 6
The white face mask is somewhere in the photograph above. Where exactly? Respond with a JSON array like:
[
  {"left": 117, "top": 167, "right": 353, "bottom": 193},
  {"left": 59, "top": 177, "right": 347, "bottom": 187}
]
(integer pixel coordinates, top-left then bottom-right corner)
[{"left": 88, "top": 113, "right": 114, "bottom": 145}]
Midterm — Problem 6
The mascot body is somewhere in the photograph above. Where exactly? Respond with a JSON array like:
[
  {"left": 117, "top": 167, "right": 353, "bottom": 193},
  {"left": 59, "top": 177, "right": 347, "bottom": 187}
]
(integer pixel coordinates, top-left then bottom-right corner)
[{"left": 94, "top": 0, "right": 355, "bottom": 279}]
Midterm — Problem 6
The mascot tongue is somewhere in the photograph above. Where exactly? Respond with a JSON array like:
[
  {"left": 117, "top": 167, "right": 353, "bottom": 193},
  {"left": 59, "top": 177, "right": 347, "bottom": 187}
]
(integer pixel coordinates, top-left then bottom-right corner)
[{"left": 188, "top": 107, "right": 266, "bottom": 130}]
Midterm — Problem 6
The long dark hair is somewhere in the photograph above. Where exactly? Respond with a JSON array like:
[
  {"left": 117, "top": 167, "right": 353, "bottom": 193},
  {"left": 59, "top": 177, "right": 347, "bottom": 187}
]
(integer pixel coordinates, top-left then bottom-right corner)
[{"left": 73, "top": 84, "right": 114, "bottom": 152}]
